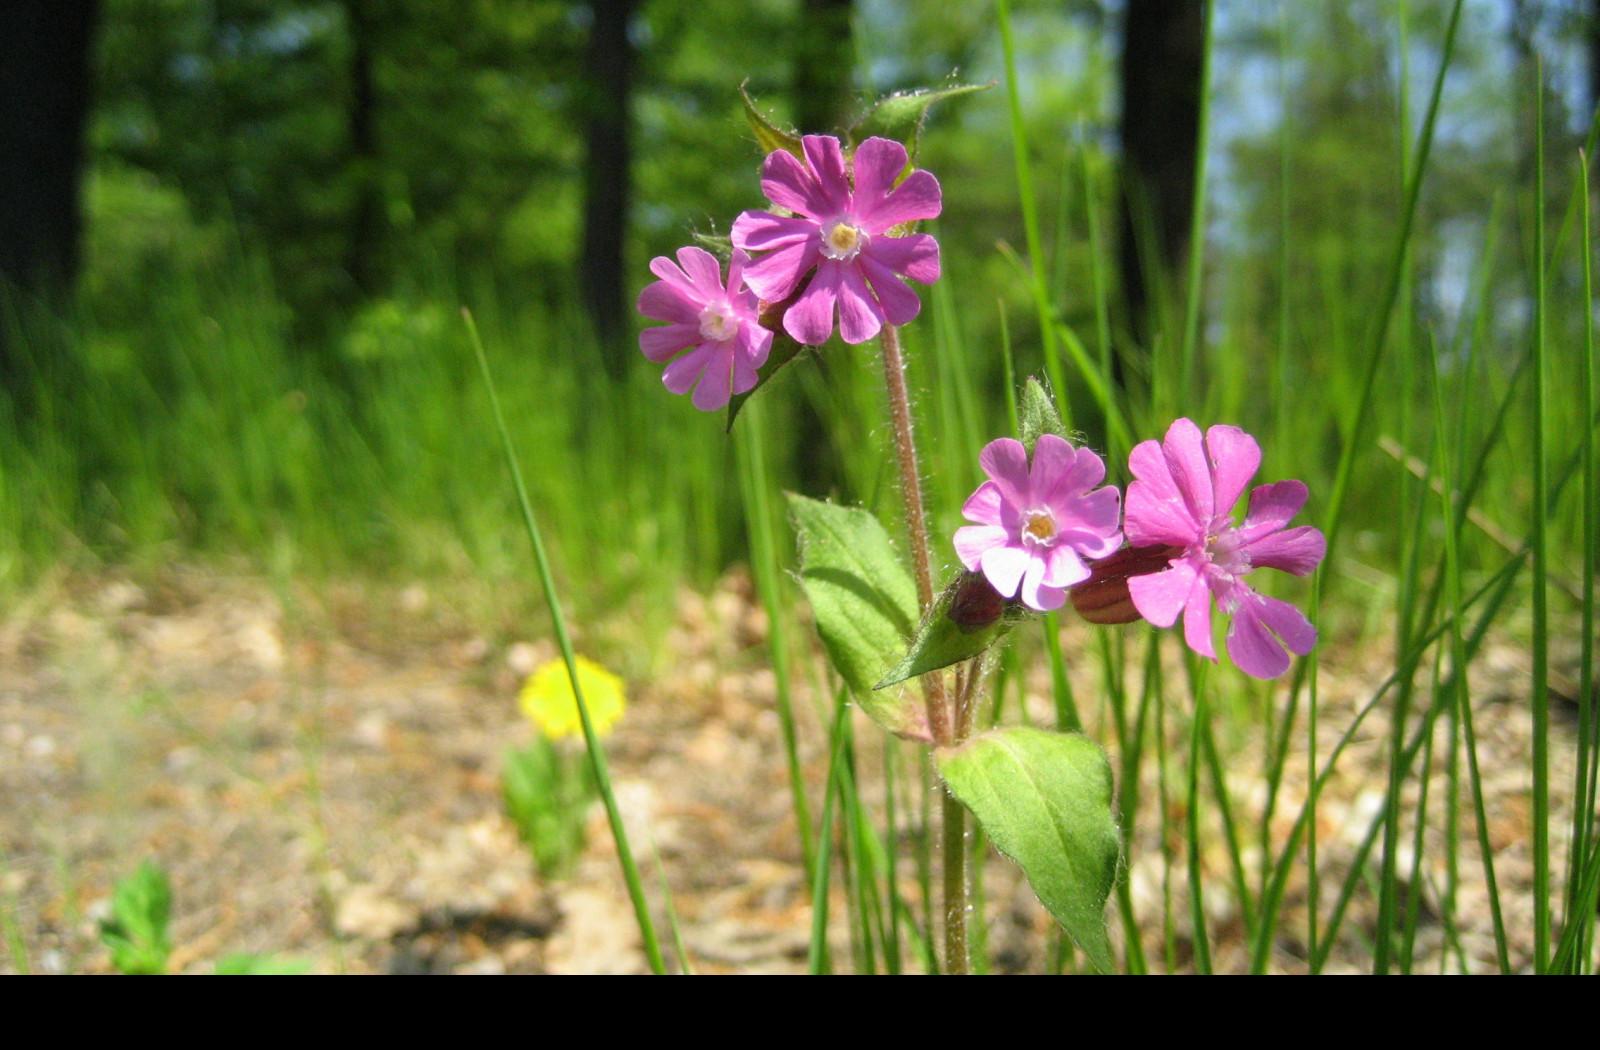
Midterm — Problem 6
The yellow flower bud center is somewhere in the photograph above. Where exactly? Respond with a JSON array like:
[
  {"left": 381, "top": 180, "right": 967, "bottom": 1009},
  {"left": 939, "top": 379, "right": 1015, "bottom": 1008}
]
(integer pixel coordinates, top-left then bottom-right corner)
[
  {"left": 1024, "top": 510, "right": 1056, "bottom": 543},
  {"left": 820, "top": 219, "right": 866, "bottom": 262}
]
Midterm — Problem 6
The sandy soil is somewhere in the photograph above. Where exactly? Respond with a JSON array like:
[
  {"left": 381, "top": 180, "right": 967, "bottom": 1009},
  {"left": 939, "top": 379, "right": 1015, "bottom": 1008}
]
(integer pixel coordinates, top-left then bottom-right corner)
[{"left": 0, "top": 566, "right": 1589, "bottom": 973}]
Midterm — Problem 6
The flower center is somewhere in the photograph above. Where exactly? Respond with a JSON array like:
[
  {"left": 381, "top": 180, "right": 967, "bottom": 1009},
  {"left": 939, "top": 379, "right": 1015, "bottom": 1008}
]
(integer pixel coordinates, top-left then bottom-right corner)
[
  {"left": 1022, "top": 508, "right": 1057, "bottom": 548},
  {"left": 698, "top": 299, "right": 739, "bottom": 342},
  {"left": 820, "top": 218, "right": 867, "bottom": 262},
  {"left": 1204, "top": 522, "right": 1251, "bottom": 579}
]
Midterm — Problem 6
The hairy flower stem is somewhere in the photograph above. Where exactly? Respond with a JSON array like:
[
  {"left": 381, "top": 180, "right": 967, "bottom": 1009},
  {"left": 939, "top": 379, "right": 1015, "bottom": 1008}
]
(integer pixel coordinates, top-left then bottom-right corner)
[{"left": 879, "top": 322, "right": 967, "bottom": 973}]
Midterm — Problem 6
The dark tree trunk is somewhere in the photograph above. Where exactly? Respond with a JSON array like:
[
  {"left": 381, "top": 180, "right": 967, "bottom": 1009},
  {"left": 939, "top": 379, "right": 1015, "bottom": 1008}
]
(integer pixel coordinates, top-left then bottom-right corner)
[
  {"left": 1116, "top": 0, "right": 1204, "bottom": 382},
  {"left": 794, "top": 0, "right": 855, "bottom": 135},
  {"left": 791, "top": 0, "right": 855, "bottom": 498},
  {"left": 344, "top": 0, "right": 383, "bottom": 297},
  {"left": 579, "top": 0, "right": 636, "bottom": 380},
  {"left": 0, "top": 0, "right": 99, "bottom": 394}
]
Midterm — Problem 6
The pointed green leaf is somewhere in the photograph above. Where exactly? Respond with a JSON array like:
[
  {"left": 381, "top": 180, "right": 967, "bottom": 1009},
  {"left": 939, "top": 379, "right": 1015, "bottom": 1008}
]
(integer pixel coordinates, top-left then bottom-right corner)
[
  {"left": 741, "top": 81, "right": 803, "bottom": 159},
  {"left": 1019, "top": 376, "right": 1068, "bottom": 455},
  {"left": 787, "top": 494, "right": 928, "bottom": 740},
  {"left": 875, "top": 571, "right": 1029, "bottom": 687},
  {"left": 936, "top": 727, "right": 1120, "bottom": 972},
  {"left": 847, "top": 82, "right": 991, "bottom": 160},
  {"left": 726, "top": 326, "right": 808, "bottom": 430}
]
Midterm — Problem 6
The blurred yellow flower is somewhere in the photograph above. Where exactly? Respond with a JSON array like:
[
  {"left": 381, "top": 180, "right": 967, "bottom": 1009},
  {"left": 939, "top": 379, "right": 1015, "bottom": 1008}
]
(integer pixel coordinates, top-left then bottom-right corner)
[{"left": 519, "top": 656, "right": 626, "bottom": 740}]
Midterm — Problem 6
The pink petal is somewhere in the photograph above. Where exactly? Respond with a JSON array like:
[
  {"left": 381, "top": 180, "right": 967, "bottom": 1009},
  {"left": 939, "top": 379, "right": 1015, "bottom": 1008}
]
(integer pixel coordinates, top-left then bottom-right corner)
[
  {"left": 1257, "top": 592, "right": 1318, "bottom": 656},
  {"left": 639, "top": 323, "right": 699, "bottom": 362},
  {"left": 743, "top": 240, "right": 818, "bottom": 302},
  {"left": 856, "top": 254, "right": 922, "bottom": 327},
  {"left": 1203, "top": 424, "right": 1261, "bottom": 520},
  {"left": 954, "top": 523, "right": 1008, "bottom": 571},
  {"left": 864, "top": 233, "right": 940, "bottom": 285},
  {"left": 835, "top": 262, "right": 885, "bottom": 344},
  {"left": 676, "top": 245, "right": 724, "bottom": 291},
  {"left": 850, "top": 137, "right": 909, "bottom": 216},
  {"left": 1125, "top": 437, "right": 1200, "bottom": 546},
  {"left": 637, "top": 281, "right": 703, "bottom": 325},
  {"left": 861, "top": 169, "right": 943, "bottom": 231},
  {"left": 980, "top": 544, "right": 1031, "bottom": 600},
  {"left": 737, "top": 323, "right": 773, "bottom": 372},
  {"left": 690, "top": 346, "right": 736, "bottom": 411},
  {"left": 662, "top": 346, "right": 712, "bottom": 396},
  {"left": 1226, "top": 597, "right": 1291, "bottom": 679},
  {"left": 1182, "top": 576, "right": 1217, "bottom": 660},
  {"left": 731, "top": 210, "right": 817, "bottom": 252},
  {"left": 759, "top": 148, "right": 830, "bottom": 219},
  {"left": 1161, "top": 418, "right": 1216, "bottom": 526},
  {"left": 1245, "top": 524, "right": 1326, "bottom": 577},
  {"left": 647, "top": 254, "right": 701, "bottom": 300},
  {"left": 978, "top": 438, "right": 1032, "bottom": 512},
  {"left": 1029, "top": 435, "right": 1076, "bottom": 499},
  {"left": 961, "top": 480, "right": 1006, "bottom": 526},
  {"left": 1020, "top": 557, "right": 1068, "bottom": 611},
  {"left": 1127, "top": 560, "right": 1196, "bottom": 629},
  {"left": 1225, "top": 589, "right": 1314, "bottom": 679},
  {"left": 731, "top": 335, "right": 766, "bottom": 395},
  {"left": 1239, "top": 480, "right": 1308, "bottom": 539},
  {"left": 1040, "top": 544, "right": 1091, "bottom": 589},
  {"left": 800, "top": 136, "right": 851, "bottom": 215},
  {"left": 783, "top": 263, "right": 840, "bottom": 345}
]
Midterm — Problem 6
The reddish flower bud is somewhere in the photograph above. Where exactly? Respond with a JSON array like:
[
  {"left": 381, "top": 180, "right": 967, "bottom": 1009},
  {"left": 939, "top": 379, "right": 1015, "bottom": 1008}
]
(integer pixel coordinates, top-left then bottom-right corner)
[
  {"left": 1068, "top": 544, "right": 1181, "bottom": 625},
  {"left": 947, "top": 570, "right": 1008, "bottom": 629}
]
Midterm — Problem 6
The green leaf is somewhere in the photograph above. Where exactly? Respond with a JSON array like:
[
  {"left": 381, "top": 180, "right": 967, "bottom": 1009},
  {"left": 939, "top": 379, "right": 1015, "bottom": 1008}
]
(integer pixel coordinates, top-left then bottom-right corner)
[
  {"left": 875, "top": 571, "right": 1029, "bottom": 688},
  {"left": 847, "top": 82, "right": 991, "bottom": 161},
  {"left": 787, "top": 494, "right": 928, "bottom": 741},
  {"left": 937, "top": 727, "right": 1120, "bottom": 972},
  {"left": 99, "top": 860, "right": 173, "bottom": 975},
  {"left": 726, "top": 324, "right": 809, "bottom": 430},
  {"left": 1018, "top": 376, "right": 1068, "bottom": 455},
  {"left": 741, "top": 81, "right": 803, "bottom": 159}
]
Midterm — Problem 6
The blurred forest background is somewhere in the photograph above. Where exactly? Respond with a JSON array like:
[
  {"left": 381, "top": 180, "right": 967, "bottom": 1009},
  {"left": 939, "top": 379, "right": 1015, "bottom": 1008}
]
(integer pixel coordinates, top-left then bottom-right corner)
[{"left": 1, "top": 0, "right": 1597, "bottom": 611}]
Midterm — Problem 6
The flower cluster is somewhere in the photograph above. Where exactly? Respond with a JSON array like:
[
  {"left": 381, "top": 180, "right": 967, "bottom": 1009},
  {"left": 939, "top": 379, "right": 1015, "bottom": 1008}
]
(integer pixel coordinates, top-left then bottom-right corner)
[
  {"left": 956, "top": 419, "right": 1326, "bottom": 679},
  {"left": 637, "top": 135, "right": 943, "bottom": 409}
]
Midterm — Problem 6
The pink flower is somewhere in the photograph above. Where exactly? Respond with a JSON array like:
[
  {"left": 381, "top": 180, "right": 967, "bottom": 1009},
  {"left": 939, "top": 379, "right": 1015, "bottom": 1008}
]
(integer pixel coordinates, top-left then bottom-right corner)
[
  {"left": 637, "top": 246, "right": 773, "bottom": 411},
  {"left": 730, "top": 135, "right": 941, "bottom": 346},
  {"left": 953, "top": 435, "right": 1124, "bottom": 612},
  {"left": 1124, "top": 418, "right": 1327, "bottom": 679}
]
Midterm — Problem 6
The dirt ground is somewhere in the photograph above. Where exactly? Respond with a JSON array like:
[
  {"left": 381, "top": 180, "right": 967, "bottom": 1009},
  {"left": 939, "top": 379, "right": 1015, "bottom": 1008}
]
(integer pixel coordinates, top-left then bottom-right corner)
[{"left": 1, "top": 565, "right": 1590, "bottom": 973}]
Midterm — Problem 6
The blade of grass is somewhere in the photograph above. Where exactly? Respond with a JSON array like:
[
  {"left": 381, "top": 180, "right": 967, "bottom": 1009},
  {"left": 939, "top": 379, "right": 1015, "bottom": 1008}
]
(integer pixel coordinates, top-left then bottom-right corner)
[{"left": 465, "top": 309, "right": 665, "bottom": 975}]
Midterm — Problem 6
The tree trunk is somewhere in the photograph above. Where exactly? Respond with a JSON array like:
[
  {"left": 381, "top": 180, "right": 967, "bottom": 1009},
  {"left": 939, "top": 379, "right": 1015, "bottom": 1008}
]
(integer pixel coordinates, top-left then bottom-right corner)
[
  {"left": 344, "top": 0, "right": 383, "bottom": 297},
  {"left": 579, "top": 0, "right": 636, "bottom": 380},
  {"left": 791, "top": 0, "right": 855, "bottom": 497},
  {"left": 0, "top": 0, "right": 99, "bottom": 396},
  {"left": 1116, "top": 0, "right": 1204, "bottom": 382}
]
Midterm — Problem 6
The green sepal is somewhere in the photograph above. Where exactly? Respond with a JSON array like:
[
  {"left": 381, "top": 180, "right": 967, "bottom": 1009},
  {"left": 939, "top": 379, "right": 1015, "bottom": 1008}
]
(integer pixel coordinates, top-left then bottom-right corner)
[
  {"left": 847, "top": 81, "right": 992, "bottom": 162},
  {"left": 741, "top": 81, "right": 803, "bottom": 159},
  {"left": 787, "top": 494, "right": 929, "bottom": 741},
  {"left": 1019, "top": 376, "right": 1069, "bottom": 455},
  {"left": 875, "top": 570, "right": 1029, "bottom": 688},
  {"left": 936, "top": 727, "right": 1121, "bottom": 973}
]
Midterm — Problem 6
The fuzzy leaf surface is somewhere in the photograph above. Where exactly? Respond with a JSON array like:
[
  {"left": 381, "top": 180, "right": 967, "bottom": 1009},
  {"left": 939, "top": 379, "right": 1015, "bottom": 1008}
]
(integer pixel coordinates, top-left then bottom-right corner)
[
  {"left": 788, "top": 494, "right": 926, "bottom": 740},
  {"left": 937, "top": 727, "right": 1120, "bottom": 972},
  {"left": 848, "top": 83, "right": 991, "bottom": 161}
]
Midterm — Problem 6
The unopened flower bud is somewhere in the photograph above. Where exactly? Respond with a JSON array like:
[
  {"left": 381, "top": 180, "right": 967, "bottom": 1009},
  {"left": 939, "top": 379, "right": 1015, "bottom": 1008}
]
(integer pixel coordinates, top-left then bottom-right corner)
[
  {"left": 947, "top": 570, "right": 1008, "bottom": 629},
  {"left": 1069, "top": 544, "right": 1181, "bottom": 625}
]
